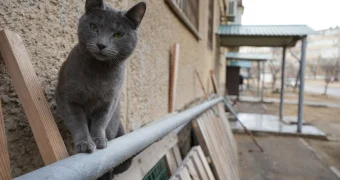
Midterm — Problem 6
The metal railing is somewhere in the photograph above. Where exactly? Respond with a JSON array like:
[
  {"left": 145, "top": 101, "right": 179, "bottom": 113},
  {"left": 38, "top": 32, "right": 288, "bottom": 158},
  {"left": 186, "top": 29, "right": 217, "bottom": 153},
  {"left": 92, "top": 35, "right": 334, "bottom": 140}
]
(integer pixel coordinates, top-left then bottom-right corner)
[{"left": 14, "top": 97, "right": 224, "bottom": 180}]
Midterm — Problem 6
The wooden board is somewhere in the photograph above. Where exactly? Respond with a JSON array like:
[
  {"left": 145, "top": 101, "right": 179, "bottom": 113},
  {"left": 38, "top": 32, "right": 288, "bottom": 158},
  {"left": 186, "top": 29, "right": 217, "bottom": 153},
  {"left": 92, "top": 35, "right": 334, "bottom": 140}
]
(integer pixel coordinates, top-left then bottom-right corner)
[
  {"left": 170, "top": 146, "right": 215, "bottom": 180},
  {"left": 194, "top": 105, "right": 239, "bottom": 180},
  {"left": 116, "top": 132, "right": 179, "bottom": 179},
  {"left": 0, "top": 101, "right": 11, "bottom": 180},
  {"left": 209, "top": 70, "right": 219, "bottom": 95},
  {"left": 169, "top": 43, "right": 180, "bottom": 113},
  {"left": 0, "top": 29, "right": 69, "bottom": 165}
]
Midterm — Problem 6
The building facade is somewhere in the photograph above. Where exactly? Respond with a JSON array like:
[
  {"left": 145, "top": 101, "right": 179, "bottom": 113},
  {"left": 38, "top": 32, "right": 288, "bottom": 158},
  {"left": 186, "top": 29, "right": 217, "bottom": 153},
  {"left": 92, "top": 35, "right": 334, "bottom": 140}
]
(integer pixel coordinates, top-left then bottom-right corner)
[{"left": 0, "top": 0, "right": 226, "bottom": 177}]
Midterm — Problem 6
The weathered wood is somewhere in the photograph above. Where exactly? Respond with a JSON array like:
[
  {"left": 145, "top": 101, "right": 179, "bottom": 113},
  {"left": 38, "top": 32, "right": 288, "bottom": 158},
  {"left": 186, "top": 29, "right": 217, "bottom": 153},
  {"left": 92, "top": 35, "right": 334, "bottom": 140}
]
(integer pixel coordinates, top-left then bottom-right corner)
[
  {"left": 0, "top": 29, "right": 69, "bottom": 165},
  {"left": 170, "top": 146, "right": 215, "bottom": 180},
  {"left": 186, "top": 159, "right": 199, "bottom": 180},
  {"left": 166, "top": 148, "right": 178, "bottom": 175},
  {"left": 195, "top": 69, "right": 208, "bottom": 99},
  {"left": 169, "top": 43, "right": 180, "bottom": 113},
  {"left": 178, "top": 167, "right": 192, "bottom": 180},
  {"left": 209, "top": 70, "right": 220, "bottom": 95},
  {"left": 195, "top": 147, "right": 215, "bottom": 180},
  {"left": 191, "top": 153, "right": 209, "bottom": 180},
  {"left": 0, "top": 101, "right": 11, "bottom": 180},
  {"left": 116, "top": 132, "right": 179, "bottom": 180},
  {"left": 194, "top": 106, "right": 240, "bottom": 180},
  {"left": 172, "top": 144, "right": 182, "bottom": 166}
]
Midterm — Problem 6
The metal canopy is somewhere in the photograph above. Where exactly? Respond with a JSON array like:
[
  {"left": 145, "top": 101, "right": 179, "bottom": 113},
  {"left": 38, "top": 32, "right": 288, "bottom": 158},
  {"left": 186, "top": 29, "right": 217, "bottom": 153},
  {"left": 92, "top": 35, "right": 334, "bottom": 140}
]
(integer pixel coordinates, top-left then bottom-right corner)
[
  {"left": 217, "top": 25, "right": 315, "bottom": 47},
  {"left": 218, "top": 24, "right": 315, "bottom": 133},
  {"left": 226, "top": 52, "right": 271, "bottom": 61}
]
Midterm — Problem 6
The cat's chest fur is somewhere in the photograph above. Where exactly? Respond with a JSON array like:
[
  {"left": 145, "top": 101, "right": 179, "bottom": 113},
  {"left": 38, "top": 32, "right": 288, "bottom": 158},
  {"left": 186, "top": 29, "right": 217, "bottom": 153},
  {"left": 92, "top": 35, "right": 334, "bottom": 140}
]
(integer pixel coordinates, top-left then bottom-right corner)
[{"left": 59, "top": 46, "right": 125, "bottom": 109}]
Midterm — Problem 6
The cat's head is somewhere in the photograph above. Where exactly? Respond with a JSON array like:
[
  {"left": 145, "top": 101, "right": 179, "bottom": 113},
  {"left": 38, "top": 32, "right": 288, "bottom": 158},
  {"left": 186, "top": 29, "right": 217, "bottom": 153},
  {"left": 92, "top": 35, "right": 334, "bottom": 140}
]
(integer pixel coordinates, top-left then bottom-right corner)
[{"left": 78, "top": 0, "right": 146, "bottom": 62}]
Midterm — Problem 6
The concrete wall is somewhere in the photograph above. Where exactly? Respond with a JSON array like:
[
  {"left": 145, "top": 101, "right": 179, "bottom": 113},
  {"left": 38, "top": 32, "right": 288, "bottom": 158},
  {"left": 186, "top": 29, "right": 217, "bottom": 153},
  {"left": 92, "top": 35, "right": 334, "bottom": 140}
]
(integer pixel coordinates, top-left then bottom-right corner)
[{"left": 0, "top": 0, "right": 224, "bottom": 177}]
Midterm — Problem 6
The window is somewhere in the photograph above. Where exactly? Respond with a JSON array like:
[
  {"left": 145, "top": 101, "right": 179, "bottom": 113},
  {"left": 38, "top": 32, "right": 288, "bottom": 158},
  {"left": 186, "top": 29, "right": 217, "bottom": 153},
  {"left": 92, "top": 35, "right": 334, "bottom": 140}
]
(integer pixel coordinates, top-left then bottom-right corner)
[
  {"left": 166, "top": 0, "right": 201, "bottom": 39},
  {"left": 208, "top": 0, "right": 214, "bottom": 49},
  {"left": 142, "top": 157, "right": 170, "bottom": 180}
]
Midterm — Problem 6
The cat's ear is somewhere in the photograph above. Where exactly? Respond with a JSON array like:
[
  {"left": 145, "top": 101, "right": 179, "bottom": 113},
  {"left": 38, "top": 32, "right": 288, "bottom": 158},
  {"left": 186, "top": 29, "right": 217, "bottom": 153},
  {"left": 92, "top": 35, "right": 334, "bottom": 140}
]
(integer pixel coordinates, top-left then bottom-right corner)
[
  {"left": 124, "top": 2, "right": 146, "bottom": 29},
  {"left": 85, "top": 0, "right": 105, "bottom": 13}
]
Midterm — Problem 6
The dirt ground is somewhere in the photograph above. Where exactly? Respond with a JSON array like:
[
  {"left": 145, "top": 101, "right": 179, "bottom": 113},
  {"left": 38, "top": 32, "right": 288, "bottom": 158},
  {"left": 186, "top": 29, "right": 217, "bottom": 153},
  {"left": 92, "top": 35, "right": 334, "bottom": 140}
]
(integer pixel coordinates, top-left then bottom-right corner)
[
  {"left": 306, "top": 79, "right": 340, "bottom": 88},
  {"left": 235, "top": 100, "right": 340, "bottom": 180},
  {"left": 244, "top": 88, "right": 340, "bottom": 104}
]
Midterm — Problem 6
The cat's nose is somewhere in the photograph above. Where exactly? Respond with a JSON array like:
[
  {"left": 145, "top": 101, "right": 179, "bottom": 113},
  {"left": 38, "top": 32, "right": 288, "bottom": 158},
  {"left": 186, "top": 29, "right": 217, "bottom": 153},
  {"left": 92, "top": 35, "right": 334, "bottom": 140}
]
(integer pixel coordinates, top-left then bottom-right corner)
[{"left": 97, "top": 43, "right": 107, "bottom": 50}]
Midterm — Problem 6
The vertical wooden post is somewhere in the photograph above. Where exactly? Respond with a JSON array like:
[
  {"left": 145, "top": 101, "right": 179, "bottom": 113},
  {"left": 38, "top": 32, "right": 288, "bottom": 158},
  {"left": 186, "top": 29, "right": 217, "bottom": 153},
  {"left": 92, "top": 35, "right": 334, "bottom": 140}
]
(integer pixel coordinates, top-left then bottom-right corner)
[
  {"left": 0, "top": 101, "right": 11, "bottom": 180},
  {"left": 0, "top": 29, "right": 68, "bottom": 165},
  {"left": 169, "top": 44, "right": 180, "bottom": 113},
  {"left": 210, "top": 69, "right": 220, "bottom": 95}
]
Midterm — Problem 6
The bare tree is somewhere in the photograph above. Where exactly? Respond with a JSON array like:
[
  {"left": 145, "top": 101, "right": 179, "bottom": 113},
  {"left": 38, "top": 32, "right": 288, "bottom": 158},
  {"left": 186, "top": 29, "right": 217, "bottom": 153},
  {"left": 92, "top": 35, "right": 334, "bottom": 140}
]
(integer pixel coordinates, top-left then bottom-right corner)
[
  {"left": 267, "top": 48, "right": 282, "bottom": 89},
  {"left": 320, "top": 58, "right": 337, "bottom": 95},
  {"left": 268, "top": 61, "right": 280, "bottom": 89},
  {"left": 308, "top": 55, "right": 321, "bottom": 80},
  {"left": 289, "top": 48, "right": 301, "bottom": 91}
]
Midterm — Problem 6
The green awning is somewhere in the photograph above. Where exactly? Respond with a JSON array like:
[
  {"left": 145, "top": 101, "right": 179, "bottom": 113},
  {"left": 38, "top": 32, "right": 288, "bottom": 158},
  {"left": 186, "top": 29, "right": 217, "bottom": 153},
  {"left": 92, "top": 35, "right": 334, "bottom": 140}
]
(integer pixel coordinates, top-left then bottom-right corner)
[
  {"left": 226, "top": 52, "right": 271, "bottom": 61},
  {"left": 217, "top": 24, "right": 315, "bottom": 47}
]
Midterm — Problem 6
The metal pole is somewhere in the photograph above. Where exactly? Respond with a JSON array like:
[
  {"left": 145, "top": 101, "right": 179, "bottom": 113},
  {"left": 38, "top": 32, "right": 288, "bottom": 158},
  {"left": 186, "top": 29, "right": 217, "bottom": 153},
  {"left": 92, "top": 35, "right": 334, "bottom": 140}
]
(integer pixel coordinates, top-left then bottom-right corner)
[
  {"left": 297, "top": 37, "right": 307, "bottom": 132},
  {"left": 279, "top": 47, "right": 287, "bottom": 120},
  {"left": 247, "top": 68, "right": 250, "bottom": 90},
  {"left": 14, "top": 97, "right": 224, "bottom": 180},
  {"left": 261, "top": 61, "right": 265, "bottom": 102},
  {"left": 257, "top": 61, "right": 260, "bottom": 97}
]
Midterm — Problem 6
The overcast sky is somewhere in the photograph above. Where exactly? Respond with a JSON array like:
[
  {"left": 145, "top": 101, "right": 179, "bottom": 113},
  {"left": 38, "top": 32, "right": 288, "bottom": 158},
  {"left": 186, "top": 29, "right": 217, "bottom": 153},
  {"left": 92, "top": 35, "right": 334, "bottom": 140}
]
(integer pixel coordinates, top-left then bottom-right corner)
[{"left": 242, "top": 0, "right": 340, "bottom": 31}]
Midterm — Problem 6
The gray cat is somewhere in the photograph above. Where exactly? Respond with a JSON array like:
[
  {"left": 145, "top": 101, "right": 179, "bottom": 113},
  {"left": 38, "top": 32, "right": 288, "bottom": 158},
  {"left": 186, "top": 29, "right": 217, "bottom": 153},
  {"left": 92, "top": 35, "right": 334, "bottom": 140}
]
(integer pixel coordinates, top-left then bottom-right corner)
[{"left": 55, "top": 0, "right": 146, "bottom": 178}]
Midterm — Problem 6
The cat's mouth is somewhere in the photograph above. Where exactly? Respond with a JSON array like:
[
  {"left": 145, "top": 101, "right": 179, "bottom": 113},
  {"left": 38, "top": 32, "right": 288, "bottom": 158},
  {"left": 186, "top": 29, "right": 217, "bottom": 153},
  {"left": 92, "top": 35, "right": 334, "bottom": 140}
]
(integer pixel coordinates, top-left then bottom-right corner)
[{"left": 93, "top": 52, "right": 109, "bottom": 61}]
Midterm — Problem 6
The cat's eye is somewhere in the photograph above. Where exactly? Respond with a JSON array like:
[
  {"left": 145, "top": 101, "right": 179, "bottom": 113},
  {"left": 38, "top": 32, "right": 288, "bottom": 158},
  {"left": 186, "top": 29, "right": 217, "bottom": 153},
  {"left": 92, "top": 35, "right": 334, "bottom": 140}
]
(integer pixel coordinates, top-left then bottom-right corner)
[
  {"left": 90, "top": 23, "right": 98, "bottom": 32},
  {"left": 113, "top": 32, "right": 124, "bottom": 38}
]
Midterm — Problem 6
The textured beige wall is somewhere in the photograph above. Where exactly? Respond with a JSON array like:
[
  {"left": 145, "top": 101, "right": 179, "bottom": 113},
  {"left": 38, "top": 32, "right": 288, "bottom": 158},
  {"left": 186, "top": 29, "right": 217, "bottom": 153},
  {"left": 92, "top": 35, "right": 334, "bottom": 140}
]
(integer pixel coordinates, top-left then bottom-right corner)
[
  {"left": 125, "top": 0, "right": 222, "bottom": 130},
  {"left": 0, "top": 0, "right": 224, "bottom": 177}
]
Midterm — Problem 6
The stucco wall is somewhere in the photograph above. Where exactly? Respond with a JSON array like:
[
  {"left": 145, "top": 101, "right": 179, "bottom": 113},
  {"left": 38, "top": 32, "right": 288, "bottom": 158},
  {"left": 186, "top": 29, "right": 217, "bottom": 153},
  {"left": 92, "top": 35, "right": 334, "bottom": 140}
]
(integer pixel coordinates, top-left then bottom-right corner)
[{"left": 0, "top": 0, "right": 224, "bottom": 177}]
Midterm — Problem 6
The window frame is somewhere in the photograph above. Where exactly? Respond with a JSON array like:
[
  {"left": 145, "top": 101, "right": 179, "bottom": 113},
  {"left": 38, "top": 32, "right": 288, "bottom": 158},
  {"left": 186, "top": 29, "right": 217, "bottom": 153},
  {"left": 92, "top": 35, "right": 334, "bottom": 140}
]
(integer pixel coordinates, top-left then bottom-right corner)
[
  {"left": 165, "top": 0, "right": 202, "bottom": 40},
  {"left": 207, "top": 0, "right": 214, "bottom": 50}
]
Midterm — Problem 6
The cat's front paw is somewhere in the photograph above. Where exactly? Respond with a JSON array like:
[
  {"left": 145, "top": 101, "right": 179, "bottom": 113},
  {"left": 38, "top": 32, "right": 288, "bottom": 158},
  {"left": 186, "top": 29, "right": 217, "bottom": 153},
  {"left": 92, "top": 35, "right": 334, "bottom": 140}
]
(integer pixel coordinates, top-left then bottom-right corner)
[
  {"left": 75, "top": 140, "right": 96, "bottom": 153},
  {"left": 93, "top": 137, "right": 108, "bottom": 149}
]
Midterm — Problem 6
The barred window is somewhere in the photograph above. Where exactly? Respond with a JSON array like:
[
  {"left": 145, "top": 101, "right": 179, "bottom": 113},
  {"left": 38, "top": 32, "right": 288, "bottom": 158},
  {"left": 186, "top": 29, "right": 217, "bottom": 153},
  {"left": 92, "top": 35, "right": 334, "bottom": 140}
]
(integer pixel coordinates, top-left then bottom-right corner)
[
  {"left": 208, "top": 0, "right": 214, "bottom": 49},
  {"left": 166, "top": 0, "right": 201, "bottom": 39}
]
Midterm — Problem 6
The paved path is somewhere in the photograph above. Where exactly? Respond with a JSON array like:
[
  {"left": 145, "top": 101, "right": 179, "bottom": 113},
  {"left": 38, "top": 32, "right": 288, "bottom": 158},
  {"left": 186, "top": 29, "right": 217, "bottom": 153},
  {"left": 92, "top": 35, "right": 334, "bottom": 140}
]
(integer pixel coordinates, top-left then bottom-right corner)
[
  {"left": 305, "top": 85, "right": 340, "bottom": 98},
  {"left": 236, "top": 135, "right": 338, "bottom": 180}
]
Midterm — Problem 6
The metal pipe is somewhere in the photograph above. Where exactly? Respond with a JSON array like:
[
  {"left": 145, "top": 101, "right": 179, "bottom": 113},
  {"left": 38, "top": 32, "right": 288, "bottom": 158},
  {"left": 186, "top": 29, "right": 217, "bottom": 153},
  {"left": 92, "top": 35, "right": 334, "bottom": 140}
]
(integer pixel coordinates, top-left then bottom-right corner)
[
  {"left": 297, "top": 37, "right": 307, "bottom": 132},
  {"left": 279, "top": 47, "right": 287, "bottom": 120},
  {"left": 257, "top": 61, "right": 260, "bottom": 97},
  {"left": 14, "top": 97, "right": 224, "bottom": 180},
  {"left": 261, "top": 61, "right": 265, "bottom": 102}
]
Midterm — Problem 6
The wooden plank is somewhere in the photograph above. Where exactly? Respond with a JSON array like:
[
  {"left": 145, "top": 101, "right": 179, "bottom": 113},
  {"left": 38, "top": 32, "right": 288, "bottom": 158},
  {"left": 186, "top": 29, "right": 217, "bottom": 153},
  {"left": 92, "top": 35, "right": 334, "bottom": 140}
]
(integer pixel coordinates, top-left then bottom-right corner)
[
  {"left": 116, "top": 132, "right": 179, "bottom": 180},
  {"left": 207, "top": 111, "right": 236, "bottom": 179},
  {"left": 192, "top": 120, "right": 209, "bottom": 156},
  {"left": 166, "top": 148, "right": 179, "bottom": 175},
  {"left": 169, "top": 43, "right": 180, "bottom": 113},
  {"left": 0, "top": 29, "right": 68, "bottom": 165},
  {"left": 170, "top": 146, "right": 215, "bottom": 180},
  {"left": 172, "top": 143, "right": 182, "bottom": 166},
  {"left": 209, "top": 70, "right": 220, "bottom": 95},
  {"left": 179, "top": 167, "right": 192, "bottom": 180},
  {"left": 191, "top": 153, "right": 209, "bottom": 180},
  {"left": 194, "top": 147, "right": 215, "bottom": 180},
  {"left": 185, "top": 159, "right": 199, "bottom": 180},
  {"left": 0, "top": 101, "right": 11, "bottom": 180},
  {"left": 196, "top": 115, "right": 224, "bottom": 179},
  {"left": 195, "top": 108, "right": 240, "bottom": 180}
]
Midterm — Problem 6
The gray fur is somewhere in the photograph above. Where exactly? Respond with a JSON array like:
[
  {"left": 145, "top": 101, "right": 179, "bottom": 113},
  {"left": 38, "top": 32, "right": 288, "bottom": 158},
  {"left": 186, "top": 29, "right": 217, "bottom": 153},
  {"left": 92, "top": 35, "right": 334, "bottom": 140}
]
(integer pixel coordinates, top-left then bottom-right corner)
[{"left": 55, "top": 0, "right": 146, "bottom": 178}]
